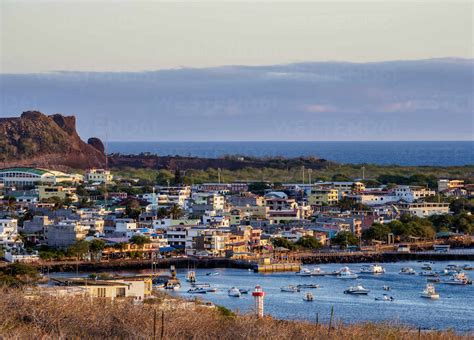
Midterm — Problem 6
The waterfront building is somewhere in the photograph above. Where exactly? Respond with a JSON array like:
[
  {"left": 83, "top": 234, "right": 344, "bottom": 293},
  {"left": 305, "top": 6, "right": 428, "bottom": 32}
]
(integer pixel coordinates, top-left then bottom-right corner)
[
  {"left": 392, "top": 185, "right": 435, "bottom": 203},
  {"left": 438, "top": 179, "right": 464, "bottom": 192},
  {"left": 397, "top": 202, "right": 450, "bottom": 217},
  {"left": 0, "top": 167, "right": 82, "bottom": 187}
]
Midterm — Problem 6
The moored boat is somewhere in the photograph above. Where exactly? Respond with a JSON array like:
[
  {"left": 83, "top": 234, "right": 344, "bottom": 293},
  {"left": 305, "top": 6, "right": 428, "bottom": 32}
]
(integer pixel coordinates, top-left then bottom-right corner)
[
  {"left": 337, "top": 267, "right": 358, "bottom": 279},
  {"left": 187, "top": 287, "right": 207, "bottom": 294},
  {"left": 441, "top": 272, "right": 470, "bottom": 285},
  {"left": 360, "top": 264, "right": 385, "bottom": 274},
  {"left": 297, "top": 284, "right": 320, "bottom": 289},
  {"left": 303, "top": 292, "right": 314, "bottom": 301},
  {"left": 296, "top": 268, "right": 312, "bottom": 276},
  {"left": 375, "top": 294, "right": 394, "bottom": 301},
  {"left": 399, "top": 267, "right": 416, "bottom": 275},
  {"left": 281, "top": 285, "right": 300, "bottom": 293},
  {"left": 344, "top": 285, "right": 370, "bottom": 295},
  {"left": 310, "top": 267, "right": 327, "bottom": 276},
  {"left": 420, "top": 284, "right": 440, "bottom": 299},
  {"left": 228, "top": 287, "right": 242, "bottom": 297},
  {"left": 421, "top": 263, "right": 433, "bottom": 271},
  {"left": 419, "top": 271, "right": 438, "bottom": 277}
]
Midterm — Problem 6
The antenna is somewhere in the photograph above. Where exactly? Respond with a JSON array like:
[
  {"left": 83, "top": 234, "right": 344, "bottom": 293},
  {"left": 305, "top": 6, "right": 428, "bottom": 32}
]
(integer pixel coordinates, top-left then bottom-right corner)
[{"left": 104, "top": 117, "right": 109, "bottom": 211}]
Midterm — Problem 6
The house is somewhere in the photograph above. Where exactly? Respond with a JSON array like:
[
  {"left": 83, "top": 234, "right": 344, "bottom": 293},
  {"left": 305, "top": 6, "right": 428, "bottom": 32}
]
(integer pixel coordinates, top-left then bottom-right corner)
[
  {"left": 392, "top": 185, "right": 435, "bottom": 203},
  {"left": 397, "top": 202, "right": 450, "bottom": 217},
  {"left": 85, "top": 169, "right": 113, "bottom": 184},
  {"left": 46, "top": 220, "right": 88, "bottom": 248},
  {"left": 438, "top": 179, "right": 464, "bottom": 192},
  {"left": 0, "top": 218, "right": 18, "bottom": 245},
  {"left": 38, "top": 185, "right": 78, "bottom": 202},
  {"left": 308, "top": 188, "right": 339, "bottom": 206}
]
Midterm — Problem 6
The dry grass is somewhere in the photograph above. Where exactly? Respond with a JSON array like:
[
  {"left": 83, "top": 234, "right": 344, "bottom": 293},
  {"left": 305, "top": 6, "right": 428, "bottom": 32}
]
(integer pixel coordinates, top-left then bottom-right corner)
[{"left": 0, "top": 288, "right": 468, "bottom": 340}]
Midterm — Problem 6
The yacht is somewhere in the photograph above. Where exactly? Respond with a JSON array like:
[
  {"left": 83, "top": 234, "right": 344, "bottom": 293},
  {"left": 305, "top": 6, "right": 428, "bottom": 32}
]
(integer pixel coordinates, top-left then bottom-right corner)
[
  {"left": 442, "top": 272, "right": 470, "bottom": 285},
  {"left": 310, "top": 267, "right": 327, "bottom": 276},
  {"left": 344, "top": 285, "right": 370, "bottom": 295},
  {"left": 303, "top": 292, "right": 314, "bottom": 302},
  {"left": 280, "top": 285, "right": 300, "bottom": 293},
  {"left": 420, "top": 284, "right": 440, "bottom": 299},
  {"left": 337, "top": 267, "right": 358, "bottom": 279},
  {"left": 360, "top": 264, "right": 385, "bottom": 274},
  {"left": 228, "top": 287, "right": 242, "bottom": 297},
  {"left": 187, "top": 287, "right": 207, "bottom": 294},
  {"left": 296, "top": 268, "right": 313, "bottom": 276},
  {"left": 399, "top": 267, "right": 416, "bottom": 275}
]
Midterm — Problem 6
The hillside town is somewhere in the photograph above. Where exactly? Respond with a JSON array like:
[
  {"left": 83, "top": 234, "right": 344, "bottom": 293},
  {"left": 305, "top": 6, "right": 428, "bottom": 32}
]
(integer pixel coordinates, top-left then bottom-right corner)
[{"left": 0, "top": 167, "right": 472, "bottom": 266}]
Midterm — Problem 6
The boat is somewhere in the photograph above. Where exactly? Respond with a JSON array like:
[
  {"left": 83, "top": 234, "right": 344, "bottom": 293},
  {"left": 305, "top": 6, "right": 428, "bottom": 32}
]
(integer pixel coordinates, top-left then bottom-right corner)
[
  {"left": 165, "top": 282, "right": 181, "bottom": 290},
  {"left": 297, "top": 284, "right": 320, "bottom": 289},
  {"left": 303, "top": 292, "right": 314, "bottom": 301},
  {"left": 280, "top": 285, "right": 300, "bottom": 293},
  {"left": 192, "top": 282, "right": 211, "bottom": 288},
  {"left": 206, "top": 287, "right": 218, "bottom": 293},
  {"left": 421, "top": 263, "right": 433, "bottom": 271},
  {"left": 360, "top": 264, "right": 385, "bottom": 274},
  {"left": 206, "top": 272, "right": 219, "bottom": 276},
  {"left": 383, "top": 285, "right": 391, "bottom": 291},
  {"left": 419, "top": 271, "right": 438, "bottom": 277},
  {"left": 296, "top": 268, "right": 313, "bottom": 276},
  {"left": 420, "top": 284, "right": 440, "bottom": 299},
  {"left": 344, "top": 285, "right": 370, "bottom": 295},
  {"left": 239, "top": 289, "right": 249, "bottom": 294},
  {"left": 375, "top": 294, "right": 394, "bottom": 301},
  {"left": 187, "top": 287, "right": 207, "bottom": 294},
  {"left": 445, "top": 264, "right": 462, "bottom": 272},
  {"left": 337, "top": 267, "right": 358, "bottom": 279},
  {"left": 399, "top": 267, "right": 416, "bottom": 275},
  {"left": 442, "top": 272, "right": 470, "bottom": 285},
  {"left": 310, "top": 267, "right": 327, "bottom": 276},
  {"left": 427, "top": 277, "right": 441, "bottom": 283},
  {"left": 186, "top": 270, "right": 196, "bottom": 283},
  {"left": 228, "top": 287, "right": 242, "bottom": 297},
  {"left": 462, "top": 264, "right": 474, "bottom": 271}
]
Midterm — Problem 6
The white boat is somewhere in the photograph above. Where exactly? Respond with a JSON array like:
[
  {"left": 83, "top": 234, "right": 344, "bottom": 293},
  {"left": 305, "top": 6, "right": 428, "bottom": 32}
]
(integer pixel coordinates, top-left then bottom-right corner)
[
  {"left": 296, "top": 268, "right": 313, "bottom": 276},
  {"left": 187, "top": 287, "right": 207, "bottom": 294},
  {"left": 192, "top": 282, "right": 211, "bottom": 288},
  {"left": 186, "top": 270, "right": 196, "bottom": 283},
  {"left": 310, "top": 267, "right": 327, "bottom": 276},
  {"left": 206, "top": 272, "right": 219, "bottom": 276},
  {"left": 421, "top": 263, "right": 433, "bottom": 271},
  {"left": 303, "top": 292, "right": 314, "bottom": 301},
  {"left": 360, "top": 264, "right": 385, "bottom": 274},
  {"left": 239, "top": 289, "right": 249, "bottom": 294},
  {"left": 445, "top": 264, "right": 462, "bottom": 272},
  {"left": 375, "top": 294, "right": 394, "bottom": 301},
  {"left": 419, "top": 271, "right": 438, "bottom": 277},
  {"left": 420, "top": 284, "right": 440, "bottom": 299},
  {"left": 280, "top": 285, "right": 300, "bottom": 293},
  {"left": 228, "top": 287, "right": 242, "bottom": 297},
  {"left": 399, "top": 267, "right": 416, "bottom": 275},
  {"left": 337, "top": 267, "right": 358, "bottom": 279},
  {"left": 383, "top": 285, "right": 391, "bottom": 291},
  {"left": 297, "top": 284, "right": 320, "bottom": 289},
  {"left": 442, "top": 272, "right": 470, "bottom": 285},
  {"left": 344, "top": 285, "right": 370, "bottom": 295}
]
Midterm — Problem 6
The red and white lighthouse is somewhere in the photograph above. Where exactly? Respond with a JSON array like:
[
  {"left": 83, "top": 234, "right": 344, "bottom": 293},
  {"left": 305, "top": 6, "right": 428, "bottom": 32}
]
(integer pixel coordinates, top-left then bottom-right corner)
[{"left": 252, "top": 285, "right": 265, "bottom": 318}]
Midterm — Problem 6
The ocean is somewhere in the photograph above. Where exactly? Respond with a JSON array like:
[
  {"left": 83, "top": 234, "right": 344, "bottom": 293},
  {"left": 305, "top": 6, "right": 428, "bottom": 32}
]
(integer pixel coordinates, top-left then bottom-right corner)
[{"left": 107, "top": 141, "right": 473, "bottom": 166}]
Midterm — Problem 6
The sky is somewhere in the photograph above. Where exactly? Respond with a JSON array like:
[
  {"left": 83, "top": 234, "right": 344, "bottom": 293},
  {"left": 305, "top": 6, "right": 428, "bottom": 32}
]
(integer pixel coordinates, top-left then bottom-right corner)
[{"left": 0, "top": 1, "right": 473, "bottom": 141}]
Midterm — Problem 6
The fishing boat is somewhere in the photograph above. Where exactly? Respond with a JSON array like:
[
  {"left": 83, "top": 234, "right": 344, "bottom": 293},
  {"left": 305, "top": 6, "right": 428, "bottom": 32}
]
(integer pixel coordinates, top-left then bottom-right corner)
[
  {"left": 228, "top": 287, "right": 242, "bottom": 297},
  {"left": 303, "top": 292, "right": 314, "bottom": 301},
  {"left": 187, "top": 287, "right": 207, "bottom": 294},
  {"left": 360, "top": 264, "right": 385, "bottom": 274},
  {"left": 337, "top": 267, "right": 358, "bottom": 279},
  {"left": 280, "top": 285, "right": 300, "bottom": 293},
  {"left": 344, "top": 285, "right": 370, "bottom": 295},
  {"left": 399, "top": 267, "right": 416, "bottom": 275},
  {"left": 297, "top": 284, "right": 320, "bottom": 289},
  {"left": 375, "top": 294, "right": 394, "bottom": 301},
  {"left": 420, "top": 284, "right": 440, "bottom": 299},
  {"left": 296, "top": 268, "right": 313, "bottom": 276}
]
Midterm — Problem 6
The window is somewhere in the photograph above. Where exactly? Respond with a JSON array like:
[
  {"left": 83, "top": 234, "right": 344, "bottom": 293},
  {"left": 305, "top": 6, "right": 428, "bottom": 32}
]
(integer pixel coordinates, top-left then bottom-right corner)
[
  {"left": 116, "top": 287, "right": 126, "bottom": 297},
  {"left": 97, "top": 287, "right": 106, "bottom": 297}
]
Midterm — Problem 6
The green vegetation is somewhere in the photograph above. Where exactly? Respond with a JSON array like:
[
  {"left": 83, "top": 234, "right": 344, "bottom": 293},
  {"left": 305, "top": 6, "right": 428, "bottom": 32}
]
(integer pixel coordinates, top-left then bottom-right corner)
[
  {"left": 0, "top": 263, "right": 39, "bottom": 287},
  {"left": 130, "top": 235, "right": 151, "bottom": 246},
  {"left": 331, "top": 231, "right": 359, "bottom": 247},
  {"left": 112, "top": 164, "right": 473, "bottom": 185},
  {"left": 271, "top": 236, "right": 322, "bottom": 250}
]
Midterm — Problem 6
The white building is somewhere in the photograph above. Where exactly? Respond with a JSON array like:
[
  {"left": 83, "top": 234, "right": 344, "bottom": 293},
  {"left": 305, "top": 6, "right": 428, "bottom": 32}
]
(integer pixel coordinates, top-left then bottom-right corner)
[
  {"left": 398, "top": 202, "right": 450, "bottom": 217},
  {"left": 0, "top": 168, "right": 82, "bottom": 187},
  {"left": 85, "top": 169, "right": 113, "bottom": 184},
  {"left": 0, "top": 218, "right": 18, "bottom": 245},
  {"left": 392, "top": 186, "right": 435, "bottom": 203}
]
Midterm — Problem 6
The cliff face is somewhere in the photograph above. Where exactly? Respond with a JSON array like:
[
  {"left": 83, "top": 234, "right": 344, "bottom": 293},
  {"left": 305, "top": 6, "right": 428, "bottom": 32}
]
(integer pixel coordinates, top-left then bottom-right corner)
[{"left": 0, "top": 111, "right": 105, "bottom": 170}]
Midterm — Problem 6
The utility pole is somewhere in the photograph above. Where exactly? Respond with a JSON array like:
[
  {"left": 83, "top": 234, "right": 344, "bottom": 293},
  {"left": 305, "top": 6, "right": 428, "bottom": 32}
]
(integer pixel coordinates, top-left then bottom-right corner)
[
  {"left": 302, "top": 166, "right": 305, "bottom": 184},
  {"left": 308, "top": 169, "right": 312, "bottom": 185},
  {"left": 362, "top": 166, "right": 365, "bottom": 180}
]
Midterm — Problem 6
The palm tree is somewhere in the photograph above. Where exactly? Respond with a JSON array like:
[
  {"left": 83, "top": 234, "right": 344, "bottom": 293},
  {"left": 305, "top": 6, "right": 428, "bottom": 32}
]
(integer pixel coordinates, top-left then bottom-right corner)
[{"left": 168, "top": 204, "right": 184, "bottom": 219}]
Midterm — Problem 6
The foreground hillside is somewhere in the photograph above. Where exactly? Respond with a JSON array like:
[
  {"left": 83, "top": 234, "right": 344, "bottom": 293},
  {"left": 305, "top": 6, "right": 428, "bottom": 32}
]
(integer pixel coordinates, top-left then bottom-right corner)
[
  {"left": 0, "top": 111, "right": 105, "bottom": 170},
  {"left": 0, "top": 289, "right": 467, "bottom": 339}
]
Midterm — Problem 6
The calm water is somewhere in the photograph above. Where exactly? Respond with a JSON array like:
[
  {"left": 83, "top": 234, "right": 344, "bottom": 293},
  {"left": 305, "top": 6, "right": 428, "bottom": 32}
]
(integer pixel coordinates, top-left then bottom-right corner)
[
  {"left": 53, "top": 261, "right": 474, "bottom": 331},
  {"left": 108, "top": 141, "right": 473, "bottom": 166}
]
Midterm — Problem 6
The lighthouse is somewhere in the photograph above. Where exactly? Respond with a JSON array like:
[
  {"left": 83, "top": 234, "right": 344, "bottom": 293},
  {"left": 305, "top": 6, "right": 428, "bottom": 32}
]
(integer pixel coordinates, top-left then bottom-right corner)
[{"left": 252, "top": 285, "right": 265, "bottom": 318}]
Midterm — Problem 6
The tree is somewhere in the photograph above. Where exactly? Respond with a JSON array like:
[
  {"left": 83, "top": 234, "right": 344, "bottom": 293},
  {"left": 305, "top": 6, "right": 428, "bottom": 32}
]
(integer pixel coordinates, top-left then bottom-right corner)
[
  {"left": 452, "top": 213, "right": 474, "bottom": 234},
  {"left": 331, "top": 231, "right": 359, "bottom": 247},
  {"left": 174, "top": 169, "right": 183, "bottom": 185},
  {"left": 89, "top": 239, "right": 106, "bottom": 254},
  {"left": 450, "top": 198, "right": 474, "bottom": 215},
  {"left": 156, "top": 207, "right": 168, "bottom": 219},
  {"left": 67, "top": 240, "right": 90, "bottom": 259},
  {"left": 125, "top": 199, "right": 141, "bottom": 219},
  {"left": 271, "top": 237, "right": 294, "bottom": 250},
  {"left": 362, "top": 223, "right": 391, "bottom": 241},
  {"left": 295, "top": 236, "right": 322, "bottom": 249},
  {"left": 168, "top": 204, "right": 184, "bottom": 219},
  {"left": 248, "top": 182, "right": 270, "bottom": 195},
  {"left": 331, "top": 174, "right": 351, "bottom": 182},
  {"left": 130, "top": 235, "right": 151, "bottom": 246}
]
